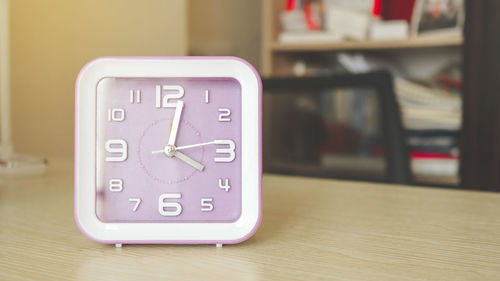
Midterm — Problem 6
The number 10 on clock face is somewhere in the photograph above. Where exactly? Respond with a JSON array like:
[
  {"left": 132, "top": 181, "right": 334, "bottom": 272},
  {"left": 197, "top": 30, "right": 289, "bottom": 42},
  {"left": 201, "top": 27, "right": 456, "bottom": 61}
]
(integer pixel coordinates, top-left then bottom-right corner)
[{"left": 96, "top": 77, "right": 242, "bottom": 222}]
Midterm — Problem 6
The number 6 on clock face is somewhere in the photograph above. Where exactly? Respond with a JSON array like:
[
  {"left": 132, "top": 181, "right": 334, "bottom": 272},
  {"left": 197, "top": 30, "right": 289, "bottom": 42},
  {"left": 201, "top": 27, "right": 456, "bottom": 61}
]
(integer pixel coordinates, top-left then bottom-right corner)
[
  {"left": 75, "top": 57, "right": 262, "bottom": 245},
  {"left": 159, "top": 193, "right": 182, "bottom": 216}
]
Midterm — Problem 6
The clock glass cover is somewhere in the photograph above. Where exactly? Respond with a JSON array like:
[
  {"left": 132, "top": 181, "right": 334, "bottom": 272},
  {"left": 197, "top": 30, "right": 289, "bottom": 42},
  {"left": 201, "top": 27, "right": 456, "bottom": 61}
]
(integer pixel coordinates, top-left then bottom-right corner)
[{"left": 96, "top": 77, "right": 241, "bottom": 222}]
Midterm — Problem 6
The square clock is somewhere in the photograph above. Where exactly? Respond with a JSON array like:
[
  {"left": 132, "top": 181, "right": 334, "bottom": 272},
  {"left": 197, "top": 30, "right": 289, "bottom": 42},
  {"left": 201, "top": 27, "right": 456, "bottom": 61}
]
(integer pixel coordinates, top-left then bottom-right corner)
[{"left": 75, "top": 57, "right": 262, "bottom": 246}]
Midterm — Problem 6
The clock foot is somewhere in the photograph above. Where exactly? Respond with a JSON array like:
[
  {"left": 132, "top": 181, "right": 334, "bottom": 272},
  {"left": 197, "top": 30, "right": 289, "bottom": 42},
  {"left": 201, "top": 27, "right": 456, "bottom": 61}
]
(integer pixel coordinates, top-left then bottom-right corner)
[
  {"left": 216, "top": 243, "right": 223, "bottom": 248},
  {"left": 115, "top": 243, "right": 123, "bottom": 248}
]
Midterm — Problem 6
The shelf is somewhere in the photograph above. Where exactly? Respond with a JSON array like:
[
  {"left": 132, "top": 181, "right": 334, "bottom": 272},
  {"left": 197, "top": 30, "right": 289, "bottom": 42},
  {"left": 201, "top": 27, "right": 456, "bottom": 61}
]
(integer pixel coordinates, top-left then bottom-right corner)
[
  {"left": 271, "top": 35, "right": 463, "bottom": 52},
  {"left": 261, "top": 0, "right": 464, "bottom": 76}
]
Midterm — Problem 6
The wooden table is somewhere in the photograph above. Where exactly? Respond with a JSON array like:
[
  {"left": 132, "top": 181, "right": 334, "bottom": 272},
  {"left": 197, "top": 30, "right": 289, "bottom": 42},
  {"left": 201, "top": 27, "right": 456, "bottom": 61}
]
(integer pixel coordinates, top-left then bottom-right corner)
[{"left": 2, "top": 159, "right": 500, "bottom": 281}]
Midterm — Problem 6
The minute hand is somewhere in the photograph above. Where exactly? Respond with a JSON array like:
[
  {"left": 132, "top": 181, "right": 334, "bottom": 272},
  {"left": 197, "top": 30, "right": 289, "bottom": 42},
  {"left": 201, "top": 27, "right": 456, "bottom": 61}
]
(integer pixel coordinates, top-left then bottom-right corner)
[
  {"left": 168, "top": 101, "right": 184, "bottom": 146},
  {"left": 176, "top": 141, "right": 216, "bottom": 151}
]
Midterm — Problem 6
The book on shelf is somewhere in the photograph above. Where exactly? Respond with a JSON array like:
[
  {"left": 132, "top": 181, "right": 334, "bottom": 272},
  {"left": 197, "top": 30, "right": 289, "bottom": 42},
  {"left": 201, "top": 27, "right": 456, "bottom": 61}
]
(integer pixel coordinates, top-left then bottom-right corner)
[
  {"left": 395, "top": 77, "right": 462, "bottom": 131},
  {"left": 369, "top": 20, "right": 409, "bottom": 40},
  {"left": 325, "top": 6, "right": 372, "bottom": 40},
  {"left": 410, "top": 151, "right": 459, "bottom": 178},
  {"left": 395, "top": 77, "right": 461, "bottom": 182},
  {"left": 281, "top": 0, "right": 325, "bottom": 32},
  {"left": 282, "top": 0, "right": 411, "bottom": 43},
  {"left": 382, "top": 0, "right": 416, "bottom": 23},
  {"left": 407, "top": 130, "right": 459, "bottom": 155},
  {"left": 325, "top": 0, "right": 374, "bottom": 13}
]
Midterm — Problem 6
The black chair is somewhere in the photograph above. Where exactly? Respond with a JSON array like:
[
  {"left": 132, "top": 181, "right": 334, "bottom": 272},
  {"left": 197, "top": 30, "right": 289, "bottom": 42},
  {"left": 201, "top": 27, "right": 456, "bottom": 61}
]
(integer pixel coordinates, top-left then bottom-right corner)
[{"left": 263, "top": 71, "right": 413, "bottom": 185}]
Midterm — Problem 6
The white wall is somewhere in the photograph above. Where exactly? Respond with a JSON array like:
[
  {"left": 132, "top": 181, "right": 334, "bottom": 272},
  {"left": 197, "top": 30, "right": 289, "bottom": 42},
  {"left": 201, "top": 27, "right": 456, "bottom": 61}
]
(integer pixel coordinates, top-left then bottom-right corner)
[
  {"left": 10, "top": 0, "right": 187, "bottom": 158},
  {"left": 188, "top": 0, "right": 261, "bottom": 70}
]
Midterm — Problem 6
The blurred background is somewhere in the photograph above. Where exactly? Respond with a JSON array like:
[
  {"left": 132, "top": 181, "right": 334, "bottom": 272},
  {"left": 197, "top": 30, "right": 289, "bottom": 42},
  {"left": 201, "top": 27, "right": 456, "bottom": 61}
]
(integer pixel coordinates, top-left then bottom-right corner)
[{"left": 1, "top": 0, "right": 499, "bottom": 191}]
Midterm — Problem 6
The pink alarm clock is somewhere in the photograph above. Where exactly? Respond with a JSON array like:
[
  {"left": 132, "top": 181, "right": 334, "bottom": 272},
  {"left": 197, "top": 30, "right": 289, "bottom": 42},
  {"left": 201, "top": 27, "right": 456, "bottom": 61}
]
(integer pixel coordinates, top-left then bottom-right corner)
[{"left": 74, "top": 57, "right": 261, "bottom": 246}]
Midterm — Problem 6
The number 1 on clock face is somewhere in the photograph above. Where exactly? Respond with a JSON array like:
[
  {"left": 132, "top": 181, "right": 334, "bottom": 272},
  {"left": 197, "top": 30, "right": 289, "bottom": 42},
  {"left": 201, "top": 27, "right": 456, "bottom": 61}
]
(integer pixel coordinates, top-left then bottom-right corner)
[{"left": 96, "top": 77, "right": 242, "bottom": 222}]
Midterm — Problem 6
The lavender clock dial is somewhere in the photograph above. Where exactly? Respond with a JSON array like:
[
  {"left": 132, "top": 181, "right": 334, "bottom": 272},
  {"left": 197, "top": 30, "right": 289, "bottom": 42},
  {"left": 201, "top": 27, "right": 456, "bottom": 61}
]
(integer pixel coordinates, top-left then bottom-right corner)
[{"left": 95, "top": 78, "right": 242, "bottom": 222}]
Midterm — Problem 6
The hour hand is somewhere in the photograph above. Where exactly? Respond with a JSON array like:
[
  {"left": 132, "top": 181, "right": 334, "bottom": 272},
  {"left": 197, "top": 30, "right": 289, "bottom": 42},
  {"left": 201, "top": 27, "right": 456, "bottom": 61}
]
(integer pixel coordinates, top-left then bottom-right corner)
[{"left": 173, "top": 151, "right": 204, "bottom": 171}]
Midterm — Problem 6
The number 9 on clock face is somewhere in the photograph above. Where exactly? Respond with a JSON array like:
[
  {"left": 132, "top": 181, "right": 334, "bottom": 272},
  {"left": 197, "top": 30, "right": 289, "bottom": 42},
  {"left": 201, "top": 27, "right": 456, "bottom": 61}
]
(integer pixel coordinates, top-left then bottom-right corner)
[{"left": 75, "top": 57, "right": 261, "bottom": 244}]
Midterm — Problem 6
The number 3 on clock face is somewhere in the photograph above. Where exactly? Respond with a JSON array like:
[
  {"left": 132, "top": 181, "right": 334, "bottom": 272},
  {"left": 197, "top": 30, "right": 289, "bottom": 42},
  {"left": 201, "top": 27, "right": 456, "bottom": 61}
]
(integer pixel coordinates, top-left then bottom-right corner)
[{"left": 75, "top": 57, "right": 262, "bottom": 245}]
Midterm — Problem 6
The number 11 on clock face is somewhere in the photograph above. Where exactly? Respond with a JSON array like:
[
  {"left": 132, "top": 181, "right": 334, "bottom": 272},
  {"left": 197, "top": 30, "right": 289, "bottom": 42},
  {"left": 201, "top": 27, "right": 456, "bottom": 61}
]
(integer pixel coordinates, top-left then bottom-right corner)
[{"left": 95, "top": 77, "right": 243, "bottom": 222}]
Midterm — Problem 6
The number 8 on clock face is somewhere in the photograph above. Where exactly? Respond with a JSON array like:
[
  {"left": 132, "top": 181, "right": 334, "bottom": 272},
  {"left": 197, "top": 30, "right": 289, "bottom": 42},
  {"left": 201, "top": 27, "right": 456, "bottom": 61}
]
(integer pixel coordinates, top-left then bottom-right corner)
[{"left": 75, "top": 57, "right": 262, "bottom": 244}]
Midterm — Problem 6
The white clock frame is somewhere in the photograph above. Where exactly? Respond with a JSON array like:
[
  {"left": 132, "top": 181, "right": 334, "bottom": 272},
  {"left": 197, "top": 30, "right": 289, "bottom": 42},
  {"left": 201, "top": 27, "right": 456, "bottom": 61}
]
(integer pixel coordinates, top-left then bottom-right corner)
[{"left": 75, "top": 57, "right": 261, "bottom": 244}]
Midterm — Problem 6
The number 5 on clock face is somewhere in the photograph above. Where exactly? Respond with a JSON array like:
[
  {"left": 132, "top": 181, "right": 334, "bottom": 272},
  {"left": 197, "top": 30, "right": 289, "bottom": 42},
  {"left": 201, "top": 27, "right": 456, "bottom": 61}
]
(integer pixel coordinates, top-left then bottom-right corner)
[{"left": 75, "top": 57, "right": 261, "bottom": 244}]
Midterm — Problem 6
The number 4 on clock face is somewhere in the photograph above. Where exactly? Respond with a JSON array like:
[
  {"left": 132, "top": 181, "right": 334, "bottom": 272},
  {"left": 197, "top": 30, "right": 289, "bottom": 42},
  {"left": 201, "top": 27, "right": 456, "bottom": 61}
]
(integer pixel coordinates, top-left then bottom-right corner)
[{"left": 219, "top": 178, "right": 230, "bottom": 192}]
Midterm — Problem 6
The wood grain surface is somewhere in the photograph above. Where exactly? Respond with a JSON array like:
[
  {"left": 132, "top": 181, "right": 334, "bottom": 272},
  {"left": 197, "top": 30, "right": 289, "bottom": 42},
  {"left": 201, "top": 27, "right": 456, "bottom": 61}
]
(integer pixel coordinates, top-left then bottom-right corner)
[{"left": 1, "top": 159, "right": 500, "bottom": 281}]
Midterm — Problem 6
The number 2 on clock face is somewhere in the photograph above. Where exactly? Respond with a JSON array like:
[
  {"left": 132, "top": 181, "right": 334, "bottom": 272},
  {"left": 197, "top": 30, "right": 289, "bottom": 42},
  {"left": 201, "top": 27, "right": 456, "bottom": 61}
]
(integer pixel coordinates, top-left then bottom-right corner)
[{"left": 95, "top": 77, "right": 242, "bottom": 223}]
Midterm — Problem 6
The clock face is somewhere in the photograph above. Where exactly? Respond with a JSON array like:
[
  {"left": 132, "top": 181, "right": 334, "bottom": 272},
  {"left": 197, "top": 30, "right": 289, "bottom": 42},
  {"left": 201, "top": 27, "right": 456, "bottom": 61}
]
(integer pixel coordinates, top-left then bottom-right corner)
[{"left": 95, "top": 77, "right": 242, "bottom": 222}]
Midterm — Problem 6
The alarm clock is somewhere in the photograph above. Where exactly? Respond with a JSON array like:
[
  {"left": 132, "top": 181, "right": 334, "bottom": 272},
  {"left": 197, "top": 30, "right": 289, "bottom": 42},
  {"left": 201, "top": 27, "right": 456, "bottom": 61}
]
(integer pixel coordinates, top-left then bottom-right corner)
[{"left": 74, "top": 57, "right": 262, "bottom": 246}]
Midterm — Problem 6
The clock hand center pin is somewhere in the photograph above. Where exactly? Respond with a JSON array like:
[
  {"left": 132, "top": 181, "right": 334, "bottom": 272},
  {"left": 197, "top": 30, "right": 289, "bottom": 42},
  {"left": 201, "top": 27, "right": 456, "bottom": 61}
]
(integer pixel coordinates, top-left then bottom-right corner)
[{"left": 164, "top": 144, "right": 176, "bottom": 158}]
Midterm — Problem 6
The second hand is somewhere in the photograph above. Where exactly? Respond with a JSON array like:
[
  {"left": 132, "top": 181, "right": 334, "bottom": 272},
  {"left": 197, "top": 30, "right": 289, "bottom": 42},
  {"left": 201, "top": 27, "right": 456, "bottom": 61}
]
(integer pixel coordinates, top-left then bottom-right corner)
[{"left": 176, "top": 141, "right": 216, "bottom": 151}]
